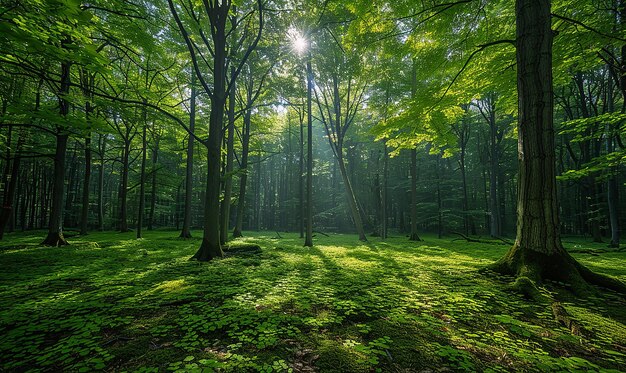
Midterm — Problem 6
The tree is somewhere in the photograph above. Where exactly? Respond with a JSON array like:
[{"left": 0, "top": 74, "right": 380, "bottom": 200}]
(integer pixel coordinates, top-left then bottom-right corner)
[
  {"left": 168, "top": 0, "right": 264, "bottom": 260},
  {"left": 488, "top": 0, "right": 626, "bottom": 294},
  {"left": 314, "top": 37, "right": 369, "bottom": 242}
]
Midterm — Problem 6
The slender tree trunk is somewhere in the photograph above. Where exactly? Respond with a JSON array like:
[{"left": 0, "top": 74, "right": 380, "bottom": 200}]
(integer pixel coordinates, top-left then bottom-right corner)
[
  {"left": 607, "top": 133, "right": 620, "bottom": 247},
  {"left": 79, "top": 71, "right": 94, "bottom": 236},
  {"left": 233, "top": 110, "right": 251, "bottom": 238},
  {"left": 119, "top": 142, "right": 130, "bottom": 233},
  {"left": 97, "top": 135, "right": 106, "bottom": 231},
  {"left": 299, "top": 106, "right": 305, "bottom": 238},
  {"left": 80, "top": 134, "right": 91, "bottom": 235},
  {"left": 137, "top": 113, "right": 147, "bottom": 239},
  {"left": 220, "top": 66, "right": 236, "bottom": 244},
  {"left": 409, "top": 148, "right": 422, "bottom": 241},
  {"left": 148, "top": 144, "right": 159, "bottom": 230},
  {"left": 381, "top": 143, "right": 388, "bottom": 239},
  {"left": 180, "top": 75, "right": 196, "bottom": 239},
  {"left": 0, "top": 131, "right": 23, "bottom": 239},
  {"left": 337, "top": 151, "right": 367, "bottom": 241},
  {"left": 304, "top": 54, "right": 313, "bottom": 247},
  {"left": 488, "top": 105, "right": 502, "bottom": 237}
]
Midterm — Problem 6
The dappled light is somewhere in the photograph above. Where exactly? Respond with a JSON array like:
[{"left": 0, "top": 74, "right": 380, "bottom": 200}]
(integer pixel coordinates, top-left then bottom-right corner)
[{"left": 2, "top": 0, "right": 626, "bottom": 370}]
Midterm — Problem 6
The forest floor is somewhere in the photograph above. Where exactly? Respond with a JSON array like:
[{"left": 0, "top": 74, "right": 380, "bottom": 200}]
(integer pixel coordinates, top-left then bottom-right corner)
[{"left": 0, "top": 231, "right": 625, "bottom": 372}]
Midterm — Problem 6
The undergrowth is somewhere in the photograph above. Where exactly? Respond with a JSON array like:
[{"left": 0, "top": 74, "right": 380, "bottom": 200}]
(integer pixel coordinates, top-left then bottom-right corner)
[{"left": 0, "top": 230, "right": 624, "bottom": 372}]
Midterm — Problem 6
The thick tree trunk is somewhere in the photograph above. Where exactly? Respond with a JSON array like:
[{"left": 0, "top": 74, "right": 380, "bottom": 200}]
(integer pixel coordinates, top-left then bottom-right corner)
[
  {"left": 180, "top": 75, "right": 196, "bottom": 239},
  {"left": 42, "top": 58, "right": 71, "bottom": 246},
  {"left": 192, "top": 8, "right": 227, "bottom": 260},
  {"left": 488, "top": 0, "right": 626, "bottom": 294},
  {"left": 42, "top": 133, "right": 69, "bottom": 246}
]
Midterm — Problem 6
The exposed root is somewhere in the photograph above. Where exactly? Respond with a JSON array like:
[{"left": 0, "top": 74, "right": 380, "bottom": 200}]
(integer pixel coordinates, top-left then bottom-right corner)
[
  {"left": 41, "top": 232, "right": 69, "bottom": 247},
  {"left": 408, "top": 233, "right": 422, "bottom": 241},
  {"left": 507, "top": 276, "right": 548, "bottom": 303},
  {"left": 487, "top": 240, "right": 626, "bottom": 299},
  {"left": 190, "top": 239, "right": 223, "bottom": 261},
  {"left": 451, "top": 231, "right": 480, "bottom": 242}
]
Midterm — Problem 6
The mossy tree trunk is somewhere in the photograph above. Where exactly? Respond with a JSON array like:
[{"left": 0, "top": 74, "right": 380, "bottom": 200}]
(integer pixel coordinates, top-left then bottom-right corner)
[{"left": 489, "top": 0, "right": 626, "bottom": 294}]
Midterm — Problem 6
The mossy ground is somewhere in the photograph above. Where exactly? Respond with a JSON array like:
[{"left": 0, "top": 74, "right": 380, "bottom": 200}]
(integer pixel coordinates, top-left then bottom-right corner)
[{"left": 0, "top": 231, "right": 625, "bottom": 372}]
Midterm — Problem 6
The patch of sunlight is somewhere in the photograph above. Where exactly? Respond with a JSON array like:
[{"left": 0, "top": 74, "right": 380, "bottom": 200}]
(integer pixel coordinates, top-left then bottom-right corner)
[
  {"left": 146, "top": 279, "right": 189, "bottom": 295},
  {"left": 567, "top": 305, "right": 626, "bottom": 345}
]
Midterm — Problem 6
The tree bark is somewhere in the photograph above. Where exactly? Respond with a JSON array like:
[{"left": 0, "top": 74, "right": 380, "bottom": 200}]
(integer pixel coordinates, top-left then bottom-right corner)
[
  {"left": 42, "top": 56, "right": 71, "bottom": 246},
  {"left": 180, "top": 74, "right": 196, "bottom": 239},
  {"left": 97, "top": 134, "right": 106, "bottom": 231},
  {"left": 0, "top": 131, "right": 23, "bottom": 239},
  {"left": 220, "top": 65, "right": 236, "bottom": 244},
  {"left": 488, "top": 0, "right": 626, "bottom": 294},
  {"left": 192, "top": 2, "right": 229, "bottom": 260},
  {"left": 304, "top": 55, "right": 313, "bottom": 247},
  {"left": 137, "top": 107, "right": 148, "bottom": 239},
  {"left": 80, "top": 134, "right": 91, "bottom": 235},
  {"left": 233, "top": 106, "right": 251, "bottom": 238},
  {"left": 148, "top": 142, "right": 159, "bottom": 230},
  {"left": 118, "top": 139, "right": 130, "bottom": 233},
  {"left": 381, "top": 143, "right": 388, "bottom": 239},
  {"left": 409, "top": 148, "right": 422, "bottom": 241}
]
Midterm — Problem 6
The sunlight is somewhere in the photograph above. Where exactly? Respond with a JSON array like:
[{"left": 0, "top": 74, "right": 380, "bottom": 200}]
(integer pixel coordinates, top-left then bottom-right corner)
[{"left": 288, "top": 27, "right": 307, "bottom": 55}]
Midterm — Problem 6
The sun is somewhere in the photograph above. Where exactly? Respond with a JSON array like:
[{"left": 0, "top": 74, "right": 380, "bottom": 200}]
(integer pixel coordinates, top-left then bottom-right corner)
[{"left": 288, "top": 27, "right": 307, "bottom": 55}]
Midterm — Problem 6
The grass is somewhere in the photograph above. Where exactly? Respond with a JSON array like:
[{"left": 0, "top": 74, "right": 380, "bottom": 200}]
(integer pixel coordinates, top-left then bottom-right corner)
[{"left": 0, "top": 230, "right": 625, "bottom": 372}]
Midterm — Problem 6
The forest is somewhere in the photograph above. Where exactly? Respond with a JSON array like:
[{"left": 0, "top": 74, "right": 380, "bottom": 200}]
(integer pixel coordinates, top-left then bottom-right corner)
[{"left": 1, "top": 0, "right": 626, "bottom": 371}]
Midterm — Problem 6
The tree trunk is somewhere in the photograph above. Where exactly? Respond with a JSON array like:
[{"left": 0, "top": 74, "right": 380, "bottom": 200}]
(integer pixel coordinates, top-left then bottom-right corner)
[
  {"left": 97, "top": 134, "right": 106, "bottom": 231},
  {"left": 304, "top": 55, "right": 313, "bottom": 247},
  {"left": 180, "top": 75, "right": 196, "bottom": 239},
  {"left": 192, "top": 5, "right": 228, "bottom": 260},
  {"left": 148, "top": 143, "right": 159, "bottom": 230},
  {"left": 488, "top": 104, "right": 502, "bottom": 237},
  {"left": 233, "top": 109, "right": 251, "bottom": 238},
  {"left": 137, "top": 113, "right": 147, "bottom": 239},
  {"left": 409, "top": 148, "right": 422, "bottom": 241},
  {"left": 80, "top": 134, "right": 91, "bottom": 235},
  {"left": 42, "top": 57, "right": 71, "bottom": 246},
  {"left": 381, "top": 143, "right": 388, "bottom": 239},
  {"left": 337, "top": 152, "right": 367, "bottom": 241},
  {"left": 299, "top": 104, "right": 305, "bottom": 238},
  {"left": 220, "top": 66, "right": 236, "bottom": 244},
  {"left": 488, "top": 0, "right": 626, "bottom": 294},
  {"left": 0, "top": 131, "right": 23, "bottom": 239},
  {"left": 119, "top": 141, "right": 130, "bottom": 233}
]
